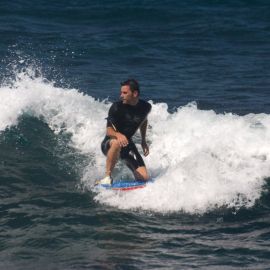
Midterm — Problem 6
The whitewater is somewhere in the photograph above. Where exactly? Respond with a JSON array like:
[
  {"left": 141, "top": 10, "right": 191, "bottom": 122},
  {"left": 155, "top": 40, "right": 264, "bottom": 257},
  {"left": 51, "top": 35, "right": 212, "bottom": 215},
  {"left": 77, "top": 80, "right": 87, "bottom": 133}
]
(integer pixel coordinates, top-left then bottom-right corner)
[{"left": 1, "top": 70, "right": 270, "bottom": 214}]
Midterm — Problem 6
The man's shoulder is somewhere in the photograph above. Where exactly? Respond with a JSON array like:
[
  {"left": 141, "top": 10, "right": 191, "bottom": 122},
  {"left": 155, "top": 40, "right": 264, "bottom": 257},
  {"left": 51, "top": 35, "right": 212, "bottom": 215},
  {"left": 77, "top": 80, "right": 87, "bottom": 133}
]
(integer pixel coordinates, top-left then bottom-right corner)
[
  {"left": 109, "top": 101, "right": 122, "bottom": 111},
  {"left": 138, "top": 99, "right": 151, "bottom": 106},
  {"left": 138, "top": 99, "right": 152, "bottom": 112},
  {"left": 111, "top": 100, "right": 122, "bottom": 106}
]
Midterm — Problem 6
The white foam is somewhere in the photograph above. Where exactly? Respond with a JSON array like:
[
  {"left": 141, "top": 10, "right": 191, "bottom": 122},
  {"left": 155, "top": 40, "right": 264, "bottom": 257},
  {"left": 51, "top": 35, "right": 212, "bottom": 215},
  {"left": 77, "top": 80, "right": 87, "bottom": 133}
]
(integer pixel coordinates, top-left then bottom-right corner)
[
  {"left": 1, "top": 70, "right": 270, "bottom": 214},
  {"left": 93, "top": 103, "right": 270, "bottom": 213},
  {"left": 0, "top": 69, "right": 109, "bottom": 178}
]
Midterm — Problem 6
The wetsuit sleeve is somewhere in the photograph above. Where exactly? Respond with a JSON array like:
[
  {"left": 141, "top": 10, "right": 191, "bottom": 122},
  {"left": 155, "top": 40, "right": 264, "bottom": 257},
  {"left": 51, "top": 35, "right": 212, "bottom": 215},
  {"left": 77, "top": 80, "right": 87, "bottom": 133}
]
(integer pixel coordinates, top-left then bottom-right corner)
[
  {"left": 147, "top": 103, "right": 152, "bottom": 114},
  {"left": 144, "top": 102, "right": 152, "bottom": 118}
]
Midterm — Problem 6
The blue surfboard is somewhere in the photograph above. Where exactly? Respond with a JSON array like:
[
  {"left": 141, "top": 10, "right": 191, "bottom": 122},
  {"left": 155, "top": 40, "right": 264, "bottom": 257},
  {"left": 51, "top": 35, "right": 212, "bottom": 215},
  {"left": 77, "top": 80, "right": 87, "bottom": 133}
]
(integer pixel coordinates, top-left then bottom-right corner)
[{"left": 95, "top": 179, "right": 154, "bottom": 191}]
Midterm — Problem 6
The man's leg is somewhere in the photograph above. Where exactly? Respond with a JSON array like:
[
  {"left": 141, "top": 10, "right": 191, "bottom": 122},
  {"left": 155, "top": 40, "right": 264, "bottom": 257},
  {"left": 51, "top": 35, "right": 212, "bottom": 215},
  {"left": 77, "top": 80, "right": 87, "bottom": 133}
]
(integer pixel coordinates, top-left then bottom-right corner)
[
  {"left": 121, "top": 142, "right": 150, "bottom": 181},
  {"left": 96, "top": 138, "right": 122, "bottom": 185},
  {"left": 134, "top": 166, "right": 149, "bottom": 181},
  {"left": 105, "top": 141, "right": 150, "bottom": 180},
  {"left": 105, "top": 139, "right": 121, "bottom": 177}
]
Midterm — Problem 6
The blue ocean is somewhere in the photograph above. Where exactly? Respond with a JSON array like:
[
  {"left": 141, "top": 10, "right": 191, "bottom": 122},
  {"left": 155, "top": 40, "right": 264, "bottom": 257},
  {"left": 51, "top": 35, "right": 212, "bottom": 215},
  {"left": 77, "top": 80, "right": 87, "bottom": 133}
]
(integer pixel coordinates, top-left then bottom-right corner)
[{"left": 1, "top": 0, "right": 270, "bottom": 269}]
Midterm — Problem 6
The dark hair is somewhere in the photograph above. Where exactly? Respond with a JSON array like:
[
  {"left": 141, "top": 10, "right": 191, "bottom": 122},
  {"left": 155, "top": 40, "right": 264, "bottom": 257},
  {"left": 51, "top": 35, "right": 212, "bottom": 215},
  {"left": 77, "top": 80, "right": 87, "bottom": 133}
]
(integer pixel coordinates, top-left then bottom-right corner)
[{"left": 121, "top": 79, "right": 140, "bottom": 95}]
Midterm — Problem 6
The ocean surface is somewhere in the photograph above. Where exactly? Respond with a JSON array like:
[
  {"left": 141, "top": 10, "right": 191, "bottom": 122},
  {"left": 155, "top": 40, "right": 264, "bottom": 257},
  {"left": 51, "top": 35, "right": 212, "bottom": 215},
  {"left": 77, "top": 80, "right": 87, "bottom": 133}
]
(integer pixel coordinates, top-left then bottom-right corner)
[{"left": 1, "top": 0, "right": 270, "bottom": 269}]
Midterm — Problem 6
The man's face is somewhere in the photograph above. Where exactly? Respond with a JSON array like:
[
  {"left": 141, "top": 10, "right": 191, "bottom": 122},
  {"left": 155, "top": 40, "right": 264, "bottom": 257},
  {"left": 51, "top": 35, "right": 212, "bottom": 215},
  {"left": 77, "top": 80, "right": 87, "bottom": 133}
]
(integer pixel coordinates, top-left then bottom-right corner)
[{"left": 120, "top": 85, "right": 138, "bottom": 104}]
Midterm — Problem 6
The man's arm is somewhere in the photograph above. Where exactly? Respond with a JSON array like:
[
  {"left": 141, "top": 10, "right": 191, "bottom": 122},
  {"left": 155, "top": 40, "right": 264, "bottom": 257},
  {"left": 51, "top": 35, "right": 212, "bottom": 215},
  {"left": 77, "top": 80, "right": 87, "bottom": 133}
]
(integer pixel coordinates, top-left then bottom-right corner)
[
  {"left": 140, "top": 118, "right": 149, "bottom": 156},
  {"left": 106, "top": 103, "right": 128, "bottom": 147},
  {"left": 106, "top": 127, "right": 129, "bottom": 147}
]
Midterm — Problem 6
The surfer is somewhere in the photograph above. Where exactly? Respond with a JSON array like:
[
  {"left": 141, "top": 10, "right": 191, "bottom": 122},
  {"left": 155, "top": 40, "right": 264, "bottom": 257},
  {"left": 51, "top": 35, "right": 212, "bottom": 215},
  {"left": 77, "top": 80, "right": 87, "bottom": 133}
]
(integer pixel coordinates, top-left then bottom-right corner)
[{"left": 95, "top": 79, "right": 152, "bottom": 186}]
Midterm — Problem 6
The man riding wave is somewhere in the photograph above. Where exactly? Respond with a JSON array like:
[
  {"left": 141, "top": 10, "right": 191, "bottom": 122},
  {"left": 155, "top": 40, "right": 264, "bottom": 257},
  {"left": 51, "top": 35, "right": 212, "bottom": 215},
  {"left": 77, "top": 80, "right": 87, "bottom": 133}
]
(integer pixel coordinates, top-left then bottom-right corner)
[{"left": 95, "top": 79, "right": 152, "bottom": 186}]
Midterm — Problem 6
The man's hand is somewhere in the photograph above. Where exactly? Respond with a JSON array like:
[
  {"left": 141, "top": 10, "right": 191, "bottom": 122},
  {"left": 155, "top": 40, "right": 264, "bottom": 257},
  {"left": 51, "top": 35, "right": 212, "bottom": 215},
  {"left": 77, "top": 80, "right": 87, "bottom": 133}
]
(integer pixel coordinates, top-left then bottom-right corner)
[
  {"left": 116, "top": 133, "right": 129, "bottom": 147},
  {"left": 141, "top": 140, "right": 149, "bottom": 156}
]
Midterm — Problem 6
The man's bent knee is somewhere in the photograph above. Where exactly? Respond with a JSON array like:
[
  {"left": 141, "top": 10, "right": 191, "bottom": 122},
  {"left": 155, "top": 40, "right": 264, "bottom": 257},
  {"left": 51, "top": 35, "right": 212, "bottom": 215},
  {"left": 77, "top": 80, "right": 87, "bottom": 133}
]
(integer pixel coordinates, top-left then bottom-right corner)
[
  {"left": 109, "top": 139, "right": 121, "bottom": 150},
  {"left": 134, "top": 166, "right": 149, "bottom": 181},
  {"left": 110, "top": 139, "right": 121, "bottom": 148}
]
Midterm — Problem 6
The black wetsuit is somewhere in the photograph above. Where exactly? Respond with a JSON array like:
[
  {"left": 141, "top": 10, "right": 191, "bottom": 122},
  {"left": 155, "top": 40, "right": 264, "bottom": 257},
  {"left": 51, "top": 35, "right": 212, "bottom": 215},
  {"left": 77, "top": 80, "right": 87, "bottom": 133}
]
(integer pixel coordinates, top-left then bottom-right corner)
[{"left": 101, "top": 99, "right": 151, "bottom": 171}]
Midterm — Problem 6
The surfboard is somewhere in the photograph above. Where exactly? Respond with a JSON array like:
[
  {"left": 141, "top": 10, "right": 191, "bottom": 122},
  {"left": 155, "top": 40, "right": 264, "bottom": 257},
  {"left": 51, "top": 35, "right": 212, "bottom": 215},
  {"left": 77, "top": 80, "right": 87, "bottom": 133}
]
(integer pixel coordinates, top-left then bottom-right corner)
[{"left": 95, "top": 179, "right": 154, "bottom": 191}]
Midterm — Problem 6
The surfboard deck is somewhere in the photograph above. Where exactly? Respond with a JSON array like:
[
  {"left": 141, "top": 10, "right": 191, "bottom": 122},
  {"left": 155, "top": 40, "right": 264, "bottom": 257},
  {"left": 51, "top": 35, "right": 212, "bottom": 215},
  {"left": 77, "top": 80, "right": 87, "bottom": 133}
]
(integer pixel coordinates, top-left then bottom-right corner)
[{"left": 95, "top": 179, "right": 154, "bottom": 191}]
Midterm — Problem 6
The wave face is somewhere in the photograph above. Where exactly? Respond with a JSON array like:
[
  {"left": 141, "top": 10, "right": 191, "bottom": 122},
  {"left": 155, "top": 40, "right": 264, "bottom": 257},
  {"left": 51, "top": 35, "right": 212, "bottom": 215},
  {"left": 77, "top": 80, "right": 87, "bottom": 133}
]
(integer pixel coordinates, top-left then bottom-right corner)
[{"left": 1, "top": 70, "right": 269, "bottom": 214}]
